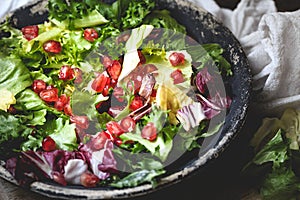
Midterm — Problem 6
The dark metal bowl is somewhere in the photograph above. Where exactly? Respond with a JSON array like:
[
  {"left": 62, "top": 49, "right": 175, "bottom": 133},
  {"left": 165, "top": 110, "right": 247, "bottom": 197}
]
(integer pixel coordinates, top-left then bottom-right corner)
[{"left": 0, "top": 0, "right": 251, "bottom": 199}]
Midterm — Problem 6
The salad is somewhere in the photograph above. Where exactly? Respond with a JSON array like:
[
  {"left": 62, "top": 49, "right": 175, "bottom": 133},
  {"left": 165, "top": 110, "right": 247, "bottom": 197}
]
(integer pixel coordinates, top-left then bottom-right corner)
[{"left": 0, "top": 0, "right": 232, "bottom": 188}]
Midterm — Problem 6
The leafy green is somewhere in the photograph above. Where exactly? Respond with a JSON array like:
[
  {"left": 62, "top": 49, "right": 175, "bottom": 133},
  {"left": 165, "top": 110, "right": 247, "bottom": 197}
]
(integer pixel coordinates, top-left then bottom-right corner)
[
  {"left": 187, "top": 43, "right": 232, "bottom": 76},
  {"left": 44, "top": 118, "right": 77, "bottom": 151},
  {"left": 260, "top": 166, "right": 300, "bottom": 200},
  {"left": 111, "top": 169, "right": 165, "bottom": 188},
  {"left": 121, "top": 106, "right": 179, "bottom": 161},
  {"left": 48, "top": 0, "right": 108, "bottom": 29},
  {"left": 121, "top": 0, "right": 155, "bottom": 29},
  {"left": 0, "top": 54, "right": 32, "bottom": 95},
  {"left": 244, "top": 109, "right": 300, "bottom": 200},
  {"left": 0, "top": 111, "right": 33, "bottom": 143},
  {"left": 252, "top": 130, "right": 288, "bottom": 168}
]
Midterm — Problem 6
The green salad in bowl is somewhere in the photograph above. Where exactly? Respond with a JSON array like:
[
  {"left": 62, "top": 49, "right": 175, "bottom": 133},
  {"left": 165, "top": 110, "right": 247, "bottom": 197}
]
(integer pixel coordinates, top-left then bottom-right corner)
[{"left": 0, "top": 0, "right": 239, "bottom": 193}]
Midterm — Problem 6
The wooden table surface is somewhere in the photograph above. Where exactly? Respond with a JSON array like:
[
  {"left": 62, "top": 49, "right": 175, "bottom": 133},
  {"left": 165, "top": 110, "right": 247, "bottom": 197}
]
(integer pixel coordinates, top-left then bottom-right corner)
[{"left": 1, "top": 1, "right": 299, "bottom": 200}]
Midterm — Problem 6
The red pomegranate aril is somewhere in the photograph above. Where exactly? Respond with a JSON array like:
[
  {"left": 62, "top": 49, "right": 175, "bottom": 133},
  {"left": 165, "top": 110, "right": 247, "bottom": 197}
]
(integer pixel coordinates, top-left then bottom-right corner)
[
  {"left": 141, "top": 122, "right": 157, "bottom": 141},
  {"left": 114, "top": 138, "right": 123, "bottom": 147},
  {"left": 21, "top": 25, "right": 39, "bottom": 41},
  {"left": 129, "top": 96, "right": 144, "bottom": 111},
  {"left": 107, "top": 60, "right": 122, "bottom": 80},
  {"left": 102, "top": 55, "right": 113, "bottom": 68},
  {"left": 54, "top": 94, "right": 68, "bottom": 111},
  {"left": 32, "top": 79, "right": 46, "bottom": 93},
  {"left": 106, "top": 121, "right": 124, "bottom": 137},
  {"left": 59, "top": 65, "right": 75, "bottom": 80},
  {"left": 42, "top": 136, "right": 56, "bottom": 152},
  {"left": 80, "top": 172, "right": 100, "bottom": 188},
  {"left": 92, "top": 131, "right": 110, "bottom": 150},
  {"left": 64, "top": 101, "right": 73, "bottom": 116},
  {"left": 102, "top": 84, "right": 111, "bottom": 97},
  {"left": 83, "top": 28, "right": 99, "bottom": 42},
  {"left": 43, "top": 40, "right": 62, "bottom": 54},
  {"left": 91, "top": 72, "right": 110, "bottom": 93},
  {"left": 170, "top": 69, "right": 185, "bottom": 84},
  {"left": 169, "top": 52, "right": 185, "bottom": 66},
  {"left": 120, "top": 116, "right": 136, "bottom": 132},
  {"left": 70, "top": 115, "right": 89, "bottom": 130},
  {"left": 39, "top": 88, "right": 59, "bottom": 102},
  {"left": 138, "top": 50, "right": 146, "bottom": 64}
]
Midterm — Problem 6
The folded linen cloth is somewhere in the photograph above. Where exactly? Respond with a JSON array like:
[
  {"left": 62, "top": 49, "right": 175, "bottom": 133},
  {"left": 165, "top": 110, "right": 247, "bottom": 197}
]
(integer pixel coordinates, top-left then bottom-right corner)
[{"left": 1, "top": 0, "right": 300, "bottom": 117}]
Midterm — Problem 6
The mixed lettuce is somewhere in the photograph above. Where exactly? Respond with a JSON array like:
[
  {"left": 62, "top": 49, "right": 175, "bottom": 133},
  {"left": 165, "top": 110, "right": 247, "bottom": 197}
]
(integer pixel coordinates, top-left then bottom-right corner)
[{"left": 0, "top": 0, "right": 232, "bottom": 189}]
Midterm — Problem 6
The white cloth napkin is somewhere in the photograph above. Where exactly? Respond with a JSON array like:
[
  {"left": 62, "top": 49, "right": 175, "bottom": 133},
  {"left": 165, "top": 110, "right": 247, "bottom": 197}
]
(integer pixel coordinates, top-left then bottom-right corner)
[
  {"left": 1, "top": 0, "right": 300, "bottom": 116},
  {"left": 191, "top": 0, "right": 300, "bottom": 116}
]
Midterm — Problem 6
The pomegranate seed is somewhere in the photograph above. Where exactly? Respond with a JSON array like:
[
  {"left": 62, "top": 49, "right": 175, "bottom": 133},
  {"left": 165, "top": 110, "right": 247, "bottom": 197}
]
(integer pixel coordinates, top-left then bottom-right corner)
[
  {"left": 42, "top": 136, "right": 56, "bottom": 151},
  {"left": 114, "top": 138, "right": 123, "bottom": 146},
  {"left": 43, "top": 40, "right": 62, "bottom": 54},
  {"left": 64, "top": 100, "right": 73, "bottom": 116},
  {"left": 102, "top": 84, "right": 111, "bottom": 97},
  {"left": 151, "top": 89, "right": 157, "bottom": 97},
  {"left": 102, "top": 55, "right": 113, "bottom": 68},
  {"left": 74, "top": 68, "right": 83, "bottom": 84},
  {"left": 39, "top": 88, "right": 59, "bottom": 102},
  {"left": 58, "top": 65, "right": 75, "bottom": 80},
  {"left": 91, "top": 72, "right": 110, "bottom": 93},
  {"left": 107, "top": 60, "right": 122, "bottom": 80},
  {"left": 138, "top": 50, "right": 146, "bottom": 64},
  {"left": 170, "top": 69, "right": 185, "bottom": 84},
  {"left": 32, "top": 79, "right": 46, "bottom": 94},
  {"left": 112, "top": 87, "right": 124, "bottom": 102},
  {"left": 70, "top": 115, "right": 89, "bottom": 130},
  {"left": 21, "top": 25, "right": 39, "bottom": 41},
  {"left": 129, "top": 96, "right": 144, "bottom": 111},
  {"left": 80, "top": 172, "right": 100, "bottom": 187},
  {"left": 106, "top": 121, "right": 124, "bottom": 137},
  {"left": 120, "top": 116, "right": 136, "bottom": 132},
  {"left": 169, "top": 52, "right": 185, "bottom": 66},
  {"left": 141, "top": 122, "right": 157, "bottom": 141},
  {"left": 92, "top": 131, "right": 110, "bottom": 150},
  {"left": 83, "top": 28, "right": 99, "bottom": 42},
  {"left": 110, "top": 78, "right": 117, "bottom": 88},
  {"left": 54, "top": 94, "right": 68, "bottom": 111}
]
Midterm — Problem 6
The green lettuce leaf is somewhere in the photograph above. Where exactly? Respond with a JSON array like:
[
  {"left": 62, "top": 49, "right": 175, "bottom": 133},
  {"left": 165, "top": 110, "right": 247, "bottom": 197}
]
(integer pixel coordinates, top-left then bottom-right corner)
[
  {"left": 45, "top": 118, "right": 77, "bottom": 151},
  {"left": 0, "top": 54, "right": 32, "bottom": 95}
]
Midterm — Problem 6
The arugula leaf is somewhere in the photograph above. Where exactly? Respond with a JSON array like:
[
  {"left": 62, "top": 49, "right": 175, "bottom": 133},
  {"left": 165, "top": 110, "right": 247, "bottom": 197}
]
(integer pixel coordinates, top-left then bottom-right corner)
[
  {"left": 110, "top": 169, "right": 165, "bottom": 188},
  {"left": 0, "top": 54, "right": 32, "bottom": 95}
]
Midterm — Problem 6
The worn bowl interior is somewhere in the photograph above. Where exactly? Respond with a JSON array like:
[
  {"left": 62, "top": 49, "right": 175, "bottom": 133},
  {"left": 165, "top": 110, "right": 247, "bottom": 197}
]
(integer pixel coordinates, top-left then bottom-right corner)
[{"left": 0, "top": 0, "right": 251, "bottom": 199}]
